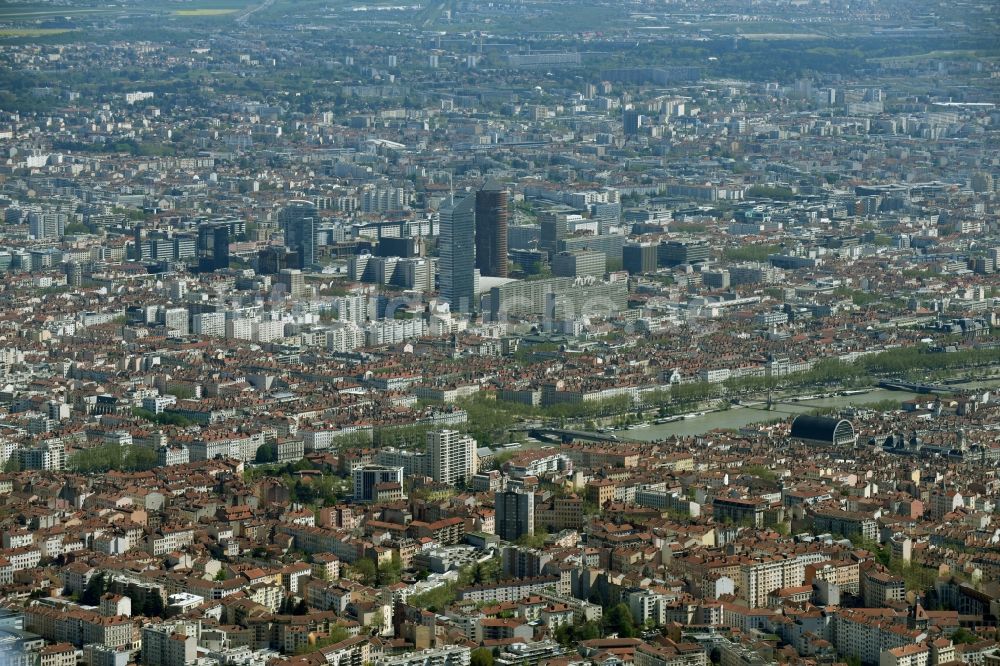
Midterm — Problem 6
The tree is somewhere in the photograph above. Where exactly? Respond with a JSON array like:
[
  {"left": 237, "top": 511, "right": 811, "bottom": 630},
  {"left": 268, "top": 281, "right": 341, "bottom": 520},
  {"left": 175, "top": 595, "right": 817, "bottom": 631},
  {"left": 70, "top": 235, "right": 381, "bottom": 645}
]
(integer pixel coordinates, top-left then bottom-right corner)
[
  {"left": 292, "top": 626, "right": 349, "bottom": 655},
  {"left": 407, "top": 583, "right": 457, "bottom": 612},
  {"left": 255, "top": 442, "right": 278, "bottom": 464},
  {"left": 377, "top": 552, "right": 403, "bottom": 586},
  {"left": 145, "top": 592, "right": 165, "bottom": 618},
  {"left": 458, "top": 557, "right": 500, "bottom": 587},
  {"left": 81, "top": 572, "right": 106, "bottom": 605},
  {"left": 723, "top": 244, "right": 780, "bottom": 262},
  {"left": 746, "top": 185, "right": 795, "bottom": 200},
  {"left": 69, "top": 442, "right": 159, "bottom": 473},
  {"left": 294, "top": 599, "right": 309, "bottom": 615},
  {"left": 952, "top": 628, "right": 979, "bottom": 645},
  {"left": 351, "top": 558, "right": 378, "bottom": 586},
  {"left": 169, "top": 385, "right": 196, "bottom": 400},
  {"left": 555, "top": 620, "right": 602, "bottom": 646},
  {"left": 471, "top": 648, "right": 494, "bottom": 666},
  {"left": 515, "top": 532, "right": 547, "bottom": 549},
  {"left": 603, "top": 603, "right": 638, "bottom": 637},
  {"left": 64, "top": 222, "right": 90, "bottom": 235},
  {"left": 743, "top": 465, "right": 777, "bottom": 482}
]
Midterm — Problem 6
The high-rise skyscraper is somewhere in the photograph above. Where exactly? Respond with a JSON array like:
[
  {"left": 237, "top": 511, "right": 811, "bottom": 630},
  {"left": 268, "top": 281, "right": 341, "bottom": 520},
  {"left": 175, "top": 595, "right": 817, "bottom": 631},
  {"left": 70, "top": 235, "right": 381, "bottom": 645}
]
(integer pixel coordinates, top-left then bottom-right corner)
[
  {"left": 258, "top": 246, "right": 299, "bottom": 275},
  {"left": 29, "top": 212, "right": 66, "bottom": 240},
  {"left": 622, "top": 108, "right": 642, "bottom": 137},
  {"left": 439, "top": 194, "right": 476, "bottom": 313},
  {"left": 64, "top": 261, "right": 83, "bottom": 287},
  {"left": 197, "top": 223, "right": 230, "bottom": 273},
  {"left": 162, "top": 307, "right": 189, "bottom": 335},
  {"left": 426, "top": 429, "right": 477, "bottom": 485},
  {"left": 279, "top": 200, "right": 318, "bottom": 269},
  {"left": 475, "top": 182, "right": 509, "bottom": 278},
  {"left": 539, "top": 212, "right": 571, "bottom": 254},
  {"left": 623, "top": 242, "right": 658, "bottom": 274},
  {"left": 133, "top": 223, "right": 145, "bottom": 261},
  {"left": 496, "top": 488, "right": 535, "bottom": 542},
  {"left": 276, "top": 268, "right": 306, "bottom": 298}
]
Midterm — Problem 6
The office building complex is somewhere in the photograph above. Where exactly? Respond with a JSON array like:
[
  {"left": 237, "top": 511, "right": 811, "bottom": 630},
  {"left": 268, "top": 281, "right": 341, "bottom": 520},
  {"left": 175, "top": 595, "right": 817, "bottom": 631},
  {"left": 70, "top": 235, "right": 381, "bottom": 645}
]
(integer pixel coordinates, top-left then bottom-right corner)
[
  {"left": 703, "top": 269, "right": 731, "bottom": 289},
  {"left": 507, "top": 52, "right": 581, "bottom": 68},
  {"left": 510, "top": 249, "right": 549, "bottom": 275},
  {"left": 508, "top": 224, "right": 541, "bottom": 250},
  {"left": 488, "top": 277, "right": 627, "bottom": 320},
  {"left": 162, "top": 307, "right": 189, "bottom": 335},
  {"left": 197, "top": 223, "right": 229, "bottom": 273},
  {"left": 351, "top": 255, "right": 435, "bottom": 292},
  {"left": 539, "top": 212, "right": 572, "bottom": 253},
  {"left": 623, "top": 242, "right": 659, "bottom": 274},
  {"left": 276, "top": 269, "right": 306, "bottom": 298},
  {"left": 658, "top": 240, "right": 710, "bottom": 267},
  {"left": 439, "top": 194, "right": 477, "bottom": 312},
  {"left": 279, "top": 200, "right": 319, "bottom": 269},
  {"left": 64, "top": 261, "right": 83, "bottom": 286},
  {"left": 590, "top": 202, "right": 623, "bottom": 231},
  {"left": 258, "top": 246, "right": 299, "bottom": 275},
  {"left": 557, "top": 233, "right": 626, "bottom": 265},
  {"left": 552, "top": 250, "right": 606, "bottom": 279},
  {"left": 133, "top": 226, "right": 198, "bottom": 264},
  {"left": 377, "top": 236, "right": 422, "bottom": 258},
  {"left": 622, "top": 108, "right": 642, "bottom": 137},
  {"left": 475, "top": 182, "right": 509, "bottom": 278}
]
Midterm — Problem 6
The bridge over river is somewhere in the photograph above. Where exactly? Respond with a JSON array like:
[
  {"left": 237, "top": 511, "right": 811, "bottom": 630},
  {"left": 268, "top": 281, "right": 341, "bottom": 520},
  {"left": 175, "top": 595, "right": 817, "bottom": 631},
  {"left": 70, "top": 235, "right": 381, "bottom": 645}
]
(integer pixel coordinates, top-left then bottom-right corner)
[
  {"left": 511, "top": 427, "right": 620, "bottom": 443},
  {"left": 878, "top": 379, "right": 954, "bottom": 394}
]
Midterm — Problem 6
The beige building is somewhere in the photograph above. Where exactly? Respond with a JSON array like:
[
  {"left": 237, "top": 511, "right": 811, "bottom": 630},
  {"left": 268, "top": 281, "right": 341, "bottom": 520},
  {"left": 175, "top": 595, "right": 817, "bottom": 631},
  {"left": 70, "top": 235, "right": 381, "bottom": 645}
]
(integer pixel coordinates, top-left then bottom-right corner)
[
  {"left": 634, "top": 641, "right": 708, "bottom": 666},
  {"left": 39, "top": 644, "right": 76, "bottom": 666},
  {"left": 861, "top": 564, "right": 906, "bottom": 607},
  {"left": 881, "top": 644, "right": 929, "bottom": 666},
  {"left": 806, "top": 560, "right": 860, "bottom": 595},
  {"left": 740, "top": 556, "right": 805, "bottom": 609}
]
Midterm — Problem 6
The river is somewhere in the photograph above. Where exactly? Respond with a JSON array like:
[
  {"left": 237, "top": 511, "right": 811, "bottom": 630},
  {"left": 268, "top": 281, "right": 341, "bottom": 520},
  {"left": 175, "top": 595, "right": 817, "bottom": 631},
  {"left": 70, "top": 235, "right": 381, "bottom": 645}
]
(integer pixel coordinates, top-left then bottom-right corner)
[{"left": 614, "top": 378, "right": 999, "bottom": 441}]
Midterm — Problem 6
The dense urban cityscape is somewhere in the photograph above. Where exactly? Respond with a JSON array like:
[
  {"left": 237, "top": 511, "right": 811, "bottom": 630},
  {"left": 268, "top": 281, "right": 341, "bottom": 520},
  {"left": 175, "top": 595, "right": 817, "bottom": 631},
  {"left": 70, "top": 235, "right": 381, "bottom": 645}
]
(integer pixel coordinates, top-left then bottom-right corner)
[{"left": 0, "top": 3, "right": 997, "bottom": 666}]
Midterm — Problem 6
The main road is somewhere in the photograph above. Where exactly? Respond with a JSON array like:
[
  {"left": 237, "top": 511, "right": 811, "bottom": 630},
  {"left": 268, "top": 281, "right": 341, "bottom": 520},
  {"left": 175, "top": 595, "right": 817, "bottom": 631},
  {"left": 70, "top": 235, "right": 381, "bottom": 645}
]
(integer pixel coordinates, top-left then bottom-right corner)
[{"left": 236, "top": 0, "right": 277, "bottom": 26}]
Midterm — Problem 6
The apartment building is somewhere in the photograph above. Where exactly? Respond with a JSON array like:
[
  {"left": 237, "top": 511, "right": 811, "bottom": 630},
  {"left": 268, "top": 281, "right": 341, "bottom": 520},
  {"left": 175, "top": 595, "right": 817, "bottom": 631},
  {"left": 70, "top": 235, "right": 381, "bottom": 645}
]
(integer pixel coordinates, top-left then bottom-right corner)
[
  {"left": 458, "top": 576, "right": 561, "bottom": 604},
  {"left": 426, "top": 430, "right": 477, "bottom": 485},
  {"left": 740, "top": 556, "right": 805, "bottom": 609},
  {"left": 634, "top": 641, "right": 708, "bottom": 666},
  {"left": 880, "top": 644, "right": 930, "bottom": 666},
  {"left": 861, "top": 564, "right": 906, "bottom": 608},
  {"left": 835, "top": 609, "right": 925, "bottom": 665},
  {"left": 379, "top": 645, "right": 471, "bottom": 666},
  {"left": 812, "top": 509, "right": 878, "bottom": 542}
]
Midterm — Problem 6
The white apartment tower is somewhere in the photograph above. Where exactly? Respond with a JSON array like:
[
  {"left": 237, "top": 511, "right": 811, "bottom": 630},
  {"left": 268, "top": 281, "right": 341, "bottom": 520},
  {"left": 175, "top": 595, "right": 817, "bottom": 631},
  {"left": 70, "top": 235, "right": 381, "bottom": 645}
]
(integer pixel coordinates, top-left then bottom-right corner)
[{"left": 426, "top": 429, "right": 477, "bottom": 485}]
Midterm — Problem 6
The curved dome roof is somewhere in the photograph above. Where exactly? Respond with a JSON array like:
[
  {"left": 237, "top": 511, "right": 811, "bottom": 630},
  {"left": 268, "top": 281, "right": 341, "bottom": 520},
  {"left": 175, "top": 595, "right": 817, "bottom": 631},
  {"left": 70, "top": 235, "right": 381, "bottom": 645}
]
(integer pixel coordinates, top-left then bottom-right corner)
[{"left": 790, "top": 415, "right": 856, "bottom": 445}]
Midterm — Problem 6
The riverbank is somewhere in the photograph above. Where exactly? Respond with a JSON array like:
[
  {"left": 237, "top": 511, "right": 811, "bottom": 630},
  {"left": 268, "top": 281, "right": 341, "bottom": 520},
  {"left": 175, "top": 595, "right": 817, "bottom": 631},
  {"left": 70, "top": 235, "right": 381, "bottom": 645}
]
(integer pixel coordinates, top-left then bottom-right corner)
[{"left": 612, "top": 377, "right": 1000, "bottom": 441}]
